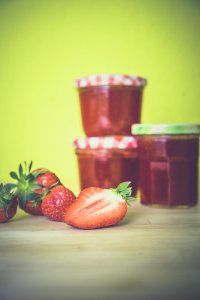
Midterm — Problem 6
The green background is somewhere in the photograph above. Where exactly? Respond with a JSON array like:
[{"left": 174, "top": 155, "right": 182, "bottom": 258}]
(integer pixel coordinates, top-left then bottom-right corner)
[{"left": 0, "top": 0, "right": 200, "bottom": 194}]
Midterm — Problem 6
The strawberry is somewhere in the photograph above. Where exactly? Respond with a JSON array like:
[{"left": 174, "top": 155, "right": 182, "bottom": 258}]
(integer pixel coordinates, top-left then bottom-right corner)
[
  {"left": 0, "top": 183, "right": 18, "bottom": 223},
  {"left": 41, "top": 185, "right": 76, "bottom": 222},
  {"left": 64, "top": 181, "right": 135, "bottom": 230},
  {"left": 10, "top": 161, "right": 61, "bottom": 215}
]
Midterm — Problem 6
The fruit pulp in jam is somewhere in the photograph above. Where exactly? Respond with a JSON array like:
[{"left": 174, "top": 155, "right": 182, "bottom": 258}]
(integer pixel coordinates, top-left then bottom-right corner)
[
  {"left": 137, "top": 135, "right": 199, "bottom": 207},
  {"left": 75, "top": 148, "right": 138, "bottom": 195},
  {"left": 78, "top": 85, "right": 144, "bottom": 136}
]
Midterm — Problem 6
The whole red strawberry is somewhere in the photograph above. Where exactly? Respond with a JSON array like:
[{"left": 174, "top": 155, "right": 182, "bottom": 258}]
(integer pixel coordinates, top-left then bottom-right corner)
[
  {"left": 0, "top": 183, "right": 18, "bottom": 223},
  {"left": 64, "top": 182, "right": 135, "bottom": 230},
  {"left": 42, "top": 185, "right": 76, "bottom": 222},
  {"left": 10, "top": 161, "right": 61, "bottom": 215}
]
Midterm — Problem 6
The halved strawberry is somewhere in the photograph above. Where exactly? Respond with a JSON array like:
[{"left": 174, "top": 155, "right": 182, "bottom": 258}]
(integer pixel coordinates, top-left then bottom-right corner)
[
  {"left": 64, "top": 182, "right": 135, "bottom": 230},
  {"left": 41, "top": 185, "right": 76, "bottom": 222},
  {"left": 10, "top": 161, "right": 61, "bottom": 215},
  {"left": 0, "top": 183, "right": 18, "bottom": 223}
]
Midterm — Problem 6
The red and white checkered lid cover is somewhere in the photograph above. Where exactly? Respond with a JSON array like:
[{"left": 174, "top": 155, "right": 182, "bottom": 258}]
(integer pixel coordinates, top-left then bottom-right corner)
[
  {"left": 73, "top": 136, "right": 137, "bottom": 149},
  {"left": 74, "top": 74, "right": 147, "bottom": 88}
]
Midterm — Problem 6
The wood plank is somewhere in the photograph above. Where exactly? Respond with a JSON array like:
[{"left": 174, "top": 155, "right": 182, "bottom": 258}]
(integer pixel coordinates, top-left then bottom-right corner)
[{"left": 0, "top": 202, "right": 200, "bottom": 300}]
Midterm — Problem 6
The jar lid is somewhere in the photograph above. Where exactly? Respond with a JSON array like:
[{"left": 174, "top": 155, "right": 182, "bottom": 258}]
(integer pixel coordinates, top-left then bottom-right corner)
[
  {"left": 132, "top": 124, "right": 200, "bottom": 135},
  {"left": 74, "top": 74, "right": 147, "bottom": 88},
  {"left": 73, "top": 136, "right": 137, "bottom": 149}
]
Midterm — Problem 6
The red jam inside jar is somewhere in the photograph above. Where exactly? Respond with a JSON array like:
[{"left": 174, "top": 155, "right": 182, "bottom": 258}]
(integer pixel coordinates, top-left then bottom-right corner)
[
  {"left": 73, "top": 136, "right": 138, "bottom": 195},
  {"left": 75, "top": 74, "right": 147, "bottom": 136},
  {"left": 132, "top": 124, "right": 200, "bottom": 207}
]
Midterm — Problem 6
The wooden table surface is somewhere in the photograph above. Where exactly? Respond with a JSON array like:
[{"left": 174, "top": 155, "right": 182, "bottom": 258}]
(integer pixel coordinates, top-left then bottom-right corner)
[{"left": 1, "top": 201, "right": 200, "bottom": 300}]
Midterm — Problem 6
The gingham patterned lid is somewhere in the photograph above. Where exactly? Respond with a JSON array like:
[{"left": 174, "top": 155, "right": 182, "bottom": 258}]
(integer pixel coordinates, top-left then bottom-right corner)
[
  {"left": 73, "top": 136, "right": 137, "bottom": 149},
  {"left": 74, "top": 74, "right": 147, "bottom": 88}
]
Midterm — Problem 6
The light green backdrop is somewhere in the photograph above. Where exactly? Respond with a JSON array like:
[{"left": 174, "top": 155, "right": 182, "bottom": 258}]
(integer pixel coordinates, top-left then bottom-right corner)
[{"left": 0, "top": 0, "right": 200, "bottom": 194}]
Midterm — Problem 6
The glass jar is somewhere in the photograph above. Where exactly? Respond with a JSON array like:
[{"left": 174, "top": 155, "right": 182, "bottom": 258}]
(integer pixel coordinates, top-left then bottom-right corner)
[
  {"left": 75, "top": 74, "right": 147, "bottom": 136},
  {"left": 73, "top": 136, "right": 138, "bottom": 194},
  {"left": 132, "top": 124, "right": 200, "bottom": 207}
]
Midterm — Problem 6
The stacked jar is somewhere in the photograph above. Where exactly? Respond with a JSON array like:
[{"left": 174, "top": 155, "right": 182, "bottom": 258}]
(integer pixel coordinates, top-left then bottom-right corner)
[{"left": 73, "top": 74, "right": 147, "bottom": 196}]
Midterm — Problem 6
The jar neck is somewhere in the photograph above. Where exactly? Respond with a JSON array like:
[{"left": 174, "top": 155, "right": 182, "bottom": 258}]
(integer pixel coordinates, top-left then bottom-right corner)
[{"left": 75, "top": 148, "right": 138, "bottom": 158}]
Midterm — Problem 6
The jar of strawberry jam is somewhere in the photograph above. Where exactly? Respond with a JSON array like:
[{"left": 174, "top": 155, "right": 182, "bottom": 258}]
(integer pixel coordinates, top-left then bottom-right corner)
[
  {"left": 132, "top": 124, "right": 200, "bottom": 207},
  {"left": 75, "top": 74, "right": 147, "bottom": 136},
  {"left": 73, "top": 136, "right": 138, "bottom": 195}
]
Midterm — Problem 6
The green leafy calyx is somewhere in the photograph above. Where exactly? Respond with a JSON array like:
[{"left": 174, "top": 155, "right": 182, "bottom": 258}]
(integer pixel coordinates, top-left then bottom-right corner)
[
  {"left": 9, "top": 161, "right": 43, "bottom": 209},
  {"left": 110, "top": 181, "right": 136, "bottom": 206},
  {"left": 0, "top": 183, "right": 17, "bottom": 214}
]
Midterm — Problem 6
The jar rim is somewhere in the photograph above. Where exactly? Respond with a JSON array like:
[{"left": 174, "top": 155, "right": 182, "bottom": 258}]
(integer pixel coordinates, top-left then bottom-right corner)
[{"left": 132, "top": 124, "right": 200, "bottom": 135}]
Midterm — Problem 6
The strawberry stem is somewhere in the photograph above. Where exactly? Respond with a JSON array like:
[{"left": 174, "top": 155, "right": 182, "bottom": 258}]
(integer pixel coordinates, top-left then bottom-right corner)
[{"left": 110, "top": 181, "right": 136, "bottom": 206}]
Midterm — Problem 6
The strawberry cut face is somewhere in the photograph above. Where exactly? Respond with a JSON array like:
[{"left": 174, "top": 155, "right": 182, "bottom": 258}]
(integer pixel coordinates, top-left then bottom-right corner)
[{"left": 64, "top": 187, "right": 128, "bottom": 229}]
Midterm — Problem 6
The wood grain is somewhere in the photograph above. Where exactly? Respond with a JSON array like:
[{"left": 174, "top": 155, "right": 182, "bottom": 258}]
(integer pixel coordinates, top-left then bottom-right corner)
[{"left": 0, "top": 201, "right": 200, "bottom": 300}]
